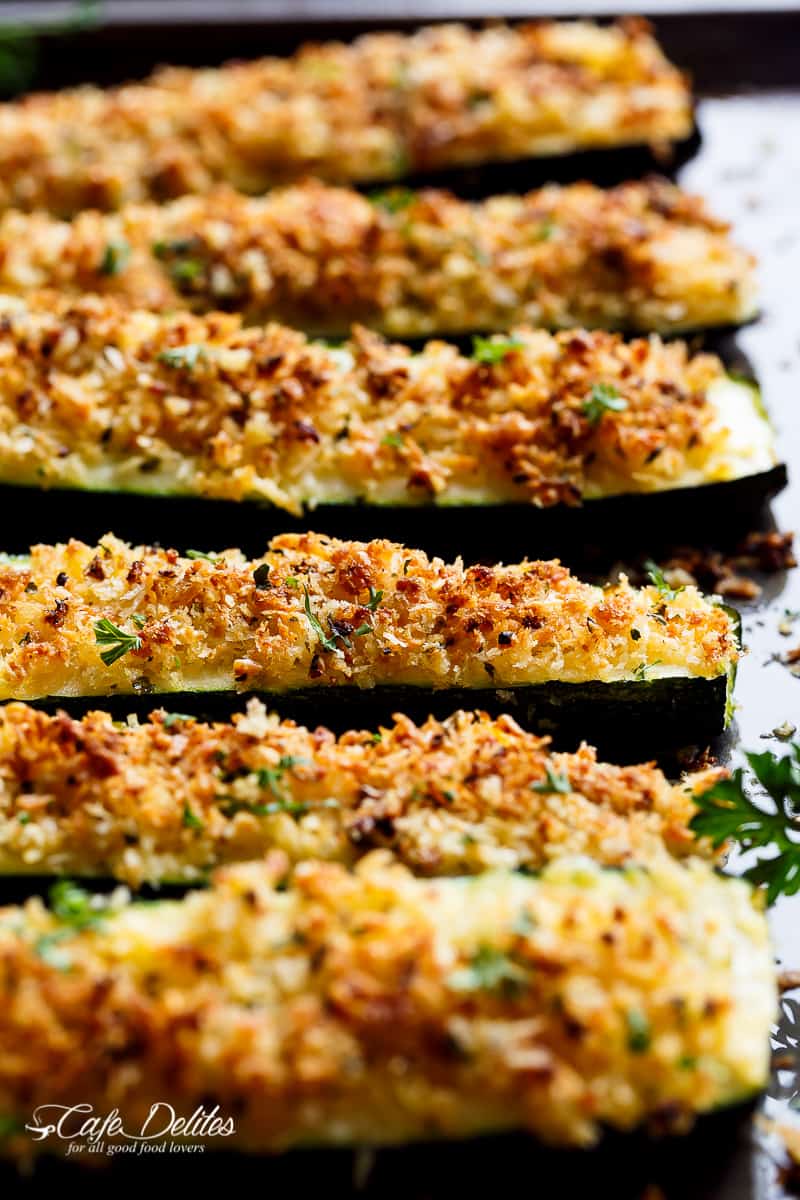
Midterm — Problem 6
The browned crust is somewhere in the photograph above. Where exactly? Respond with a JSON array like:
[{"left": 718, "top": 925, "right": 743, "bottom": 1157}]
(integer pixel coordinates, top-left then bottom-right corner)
[
  {"left": 0, "top": 700, "right": 721, "bottom": 884},
  {"left": 0, "top": 178, "right": 756, "bottom": 335},
  {"left": 0, "top": 531, "right": 738, "bottom": 702},
  {"left": 0, "top": 294, "right": 737, "bottom": 511},
  {"left": 0, "top": 20, "right": 691, "bottom": 216}
]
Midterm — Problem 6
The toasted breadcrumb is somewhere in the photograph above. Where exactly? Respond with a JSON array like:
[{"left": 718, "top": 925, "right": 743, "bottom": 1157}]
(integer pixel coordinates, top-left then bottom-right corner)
[
  {"left": 0, "top": 700, "right": 723, "bottom": 884},
  {"left": 0, "top": 294, "right": 769, "bottom": 513},
  {"left": 0, "top": 852, "right": 775, "bottom": 1157},
  {"left": 0, "top": 178, "right": 756, "bottom": 336},
  {"left": 0, "top": 531, "right": 738, "bottom": 702},
  {"left": 0, "top": 20, "right": 691, "bottom": 216}
]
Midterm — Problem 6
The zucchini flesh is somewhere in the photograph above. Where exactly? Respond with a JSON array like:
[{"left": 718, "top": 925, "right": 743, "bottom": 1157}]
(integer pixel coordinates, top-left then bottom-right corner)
[
  {"left": 0, "top": 701, "right": 720, "bottom": 886},
  {"left": 0, "top": 178, "right": 756, "bottom": 335},
  {"left": 0, "top": 533, "right": 739, "bottom": 751},
  {"left": 0, "top": 854, "right": 775, "bottom": 1156}
]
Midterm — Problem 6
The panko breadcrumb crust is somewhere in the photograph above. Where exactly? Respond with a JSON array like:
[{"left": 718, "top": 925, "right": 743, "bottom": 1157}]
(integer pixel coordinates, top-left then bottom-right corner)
[
  {"left": 0, "top": 294, "right": 759, "bottom": 513},
  {"left": 0, "top": 700, "right": 723, "bottom": 884},
  {"left": 0, "top": 852, "right": 775, "bottom": 1158},
  {"left": 0, "top": 178, "right": 756, "bottom": 336},
  {"left": 0, "top": 20, "right": 692, "bottom": 216},
  {"left": 0, "top": 531, "right": 738, "bottom": 701}
]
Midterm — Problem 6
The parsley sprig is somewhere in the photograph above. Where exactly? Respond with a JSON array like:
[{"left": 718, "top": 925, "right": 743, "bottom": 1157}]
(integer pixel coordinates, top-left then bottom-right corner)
[
  {"left": 303, "top": 587, "right": 339, "bottom": 652},
  {"left": 93, "top": 617, "right": 142, "bottom": 667},
  {"left": 691, "top": 744, "right": 800, "bottom": 904}
]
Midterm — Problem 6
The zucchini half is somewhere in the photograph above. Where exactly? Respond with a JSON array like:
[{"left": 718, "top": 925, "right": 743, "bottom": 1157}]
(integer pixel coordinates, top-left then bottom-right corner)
[
  {"left": 0, "top": 701, "right": 722, "bottom": 886},
  {"left": 0, "top": 854, "right": 776, "bottom": 1158},
  {"left": 0, "top": 298, "right": 783, "bottom": 557},
  {"left": 0, "top": 177, "right": 756, "bottom": 336},
  {"left": 0, "top": 20, "right": 694, "bottom": 217},
  {"left": 0, "top": 532, "right": 740, "bottom": 752}
]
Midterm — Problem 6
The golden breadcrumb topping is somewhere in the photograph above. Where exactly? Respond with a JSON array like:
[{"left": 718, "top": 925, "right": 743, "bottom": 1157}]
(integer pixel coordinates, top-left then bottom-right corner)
[
  {"left": 0, "top": 532, "right": 737, "bottom": 701},
  {"left": 0, "top": 700, "right": 722, "bottom": 884},
  {"left": 0, "top": 20, "right": 691, "bottom": 216},
  {"left": 0, "top": 294, "right": 769, "bottom": 513},
  {"left": 0, "top": 852, "right": 775, "bottom": 1157},
  {"left": 0, "top": 178, "right": 756, "bottom": 336}
]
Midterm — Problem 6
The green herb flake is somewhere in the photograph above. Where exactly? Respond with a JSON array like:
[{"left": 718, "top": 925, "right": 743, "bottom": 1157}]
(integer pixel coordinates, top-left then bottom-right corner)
[
  {"left": 185, "top": 548, "right": 221, "bottom": 563},
  {"left": 367, "top": 587, "right": 383, "bottom": 612},
  {"left": 49, "top": 880, "right": 100, "bottom": 932},
  {"left": 448, "top": 945, "right": 531, "bottom": 995},
  {"left": 162, "top": 712, "right": 196, "bottom": 729},
  {"left": 303, "top": 587, "right": 339, "bottom": 653},
  {"left": 158, "top": 344, "right": 206, "bottom": 370},
  {"left": 582, "top": 382, "right": 628, "bottom": 425},
  {"left": 182, "top": 804, "right": 204, "bottom": 831},
  {"left": 644, "top": 559, "right": 684, "bottom": 602},
  {"left": 98, "top": 239, "right": 131, "bottom": 276},
  {"left": 626, "top": 1009, "right": 651, "bottom": 1053},
  {"left": 471, "top": 335, "right": 523, "bottom": 366},
  {"left": 368, "top": 187, "right": 417, "bottom": 214},
  {"left": 633, "top": 660, "right": 661, "bottom": 682},
  {"left": 381, "top": 431, "right": 404, "bottom": 450},
  {"left": 530, "top": 765, "right": 572, "bottom": 795},
  {"left": 353, "top": 624, "right": 372, "bottom": 637},
  {"left": 93, "top": 617, "right": 142, "bottom": 667},
  {"left": 131, "top": 613, "right": 147, "bottom": 629}
]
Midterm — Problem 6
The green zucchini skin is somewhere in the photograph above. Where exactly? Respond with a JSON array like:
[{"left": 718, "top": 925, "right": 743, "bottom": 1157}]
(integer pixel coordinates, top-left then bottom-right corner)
[
  {"left": 24, "top": 673, "right": 732, "bottom": 762},
  {"left": 0, "top": 464, "right": 786, "bottom": 562}
]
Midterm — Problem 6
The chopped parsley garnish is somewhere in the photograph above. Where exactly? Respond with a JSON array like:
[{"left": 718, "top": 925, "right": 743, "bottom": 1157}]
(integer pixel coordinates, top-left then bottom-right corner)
[
  {"left": 98, "top": 238, "right": 130, "bottom": 276},
  {"left": 530, "top": 765, "right": 572, "bottom": 795},
  {"left": 221, "top": 796, "right": 339, "bottom": 820},
  {"left": 633, "top": 660, "right": 661, "bottom": 682},
  {"left": 368, "top": 187, "right": 416, "bottom": 213},
  {"left": 448, "top": 945, "right": 531, "bottom": 995},
  {"left": 49, "top": 880, "right": 100, "bottom": 931},
  {"left": 256, "top": 754, "right": 309, "bottom": 800},
  {"left": 353, "top": 624, "right": 372, "bottom": 637},
  {"left": 471, "top": 335, "right": 523, "bottom": 365},
  {"left": 169, "top": 258, "right": 204, "bottom": 285},
  {"left": 367, "top": 587, "right": 383, "bottom": 612},
  {"left": 381, "top": 431, "right": 404, "bottom": 450},
  {"left": 303, "top": 587, "right": 339, "bottom": 652},
  {"left": 626, "top": 1009, "right": 652, "bottom": 1053},
  {"left": 185, "top": 548, "right": 221, "bottom": 563},
  {"left": 182, "top": 804, "right": 204, "bottom": 831},
  {"left": 132, "top": 613, "right": 147, "bottom": 629},
  {"left": 690, "top": 744, "right": 800, "bottom": 904},
  {"left": 253, "top": 563, "right": 272, "bottom": 590},
  {"left": 582, "top": 382, "right": 627, "bottom": 425},
  {"left": 535, "top": 217, "right": 557, "bottom": 242},
  {"left": 158, "top": 344, "right": 206, "bottom": 370},
  {"left": 645, "top": 560, "right": 684, "bottom": 602},
  {"left": 93, "top": 617, "right": 142, "bottom": 667},
  {"left": 162, "top": 712, "right": 196, "bottom": 729}
]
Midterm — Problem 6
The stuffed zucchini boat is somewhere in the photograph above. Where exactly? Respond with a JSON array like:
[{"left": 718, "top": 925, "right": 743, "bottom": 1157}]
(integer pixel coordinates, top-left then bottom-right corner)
[
  {"left": 0, "top": 852, "right": 776, "bottom": 1159},
  {"left": 0, "top": 701, "right": 724, "bottom": 886},
  {"left": 0, "top": 531, "right": 739, "bottom": 746},
  {"left": 0, "top": 296, "right": 783, "bottom": 557},
  {"left": 0, "top": 20, "right": 692, "bottom": 217},
  {"left": 0, "top": 177, "right": 756, "bottom": 336}
]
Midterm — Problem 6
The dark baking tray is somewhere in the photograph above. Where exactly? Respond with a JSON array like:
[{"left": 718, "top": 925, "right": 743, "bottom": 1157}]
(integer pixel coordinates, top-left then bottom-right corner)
[{"left": 0, "top": 6, "right": 798, "bottom": 1198}]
